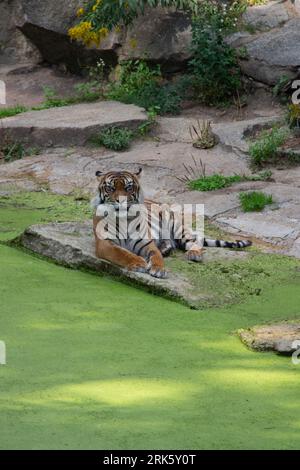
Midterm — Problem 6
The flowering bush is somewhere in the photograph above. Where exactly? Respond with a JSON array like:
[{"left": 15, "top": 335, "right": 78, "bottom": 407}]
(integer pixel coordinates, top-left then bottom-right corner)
[
  {"left": 69, "top": 0, "right": 248, "bottom": 47},
  {"left": 69, "top": 0, "right": 194, "bottom": 46}
]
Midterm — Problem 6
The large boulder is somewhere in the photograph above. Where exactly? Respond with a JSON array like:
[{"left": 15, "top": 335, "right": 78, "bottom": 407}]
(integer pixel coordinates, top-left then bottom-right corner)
[
  {"left": 235, "top": 18, "right": 300, "bottom": 85},
  {"left": 0, "top": 0, "right": 41, "bottom": 64},
  {"left": 227, "top": 1, "right": 300, "bottom": 86},
  {"left": 1, "top": 0, "right": 300, "bottom": 83},
  {"left": 0, "top": 1, "right": 191, "bottom": 73},
  {"left": 120, "top": 7, "right": 192, "bottom": 72},
  {"left": 16, "top": 0, "right": 120, "bottom": 72},
  {"left": 242, "top": 0, "right": 292, "bottom": 31}
]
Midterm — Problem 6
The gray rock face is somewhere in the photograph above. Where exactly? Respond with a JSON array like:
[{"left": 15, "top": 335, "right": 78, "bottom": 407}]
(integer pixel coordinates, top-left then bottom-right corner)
[
  {"left": 0, "top": 0, "right": 41, "bottom": 64},
  {"left": 0, "top": 0, "right": 120, "bottom": 71},
  {"left": 1, "top": 0, "right": 299, "bottom": 82},
  {"left": 239, "top": 18, "right": 300, "bottom": 85},
  {"left": 0, "top": 101, "right": 148, "bottom": 146},
  {"left": 120, "top": 7, "right": 192, "bottom": 72},
  {"left": 242, "top": 0, "right": 291, "bottom": 31},
  {"left": 239, "top": 322, "right": 300, "bottom": 354},
  {"left": 0, "top": 1, "right": 190, "bottom": 72}
]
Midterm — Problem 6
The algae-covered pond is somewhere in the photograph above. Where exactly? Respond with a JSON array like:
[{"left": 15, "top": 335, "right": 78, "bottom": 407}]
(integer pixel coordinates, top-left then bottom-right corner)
[{"left": 0, "top": 192, "right": 300, "bottom": 449}]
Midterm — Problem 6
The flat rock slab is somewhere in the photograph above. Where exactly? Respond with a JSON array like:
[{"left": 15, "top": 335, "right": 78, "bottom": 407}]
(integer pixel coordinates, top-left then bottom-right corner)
[
  {"left": 239, "top": 323, "right": 300, "bottom": 354},
  {"left": 0, "top": 101, "right": 148, "bottom": 146},
  {"left": 17, "top": 221, "right": 248, "bottom": 309},
  {"left": 18, "top": 221, "right": 197, "bottom": 307}
]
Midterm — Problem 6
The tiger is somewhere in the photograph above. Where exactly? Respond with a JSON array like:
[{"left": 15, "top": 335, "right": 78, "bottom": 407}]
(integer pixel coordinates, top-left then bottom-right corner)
[{"left": 92, "top": 169, "right": 252, "bottom": 279}]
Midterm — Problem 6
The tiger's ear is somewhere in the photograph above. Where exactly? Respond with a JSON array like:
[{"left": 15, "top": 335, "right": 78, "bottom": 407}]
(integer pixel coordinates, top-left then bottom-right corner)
[
  {"left": 135, "top": 167, "right": 142, "bottom": 178},
  {"left": 95, "top": 171, "right": 102, "bottom": 180}
]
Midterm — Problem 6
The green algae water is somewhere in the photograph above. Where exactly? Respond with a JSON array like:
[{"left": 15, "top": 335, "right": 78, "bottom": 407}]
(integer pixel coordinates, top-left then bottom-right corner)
[{"left": 0, "top": 192, "right": 300, "bottom": 449}]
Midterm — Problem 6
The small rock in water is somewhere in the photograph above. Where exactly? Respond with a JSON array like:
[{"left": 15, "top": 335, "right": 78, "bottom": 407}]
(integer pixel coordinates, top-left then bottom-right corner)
[{"left": 239, "top": 322, "right": 300, "bottom": 355}]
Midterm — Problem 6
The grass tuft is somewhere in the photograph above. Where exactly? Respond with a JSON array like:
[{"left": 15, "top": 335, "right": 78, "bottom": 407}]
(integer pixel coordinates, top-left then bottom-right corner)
[
  {"left": 249, "top": 127, "right": 289, "bottom": 166},
  {"left": 239, "top": 191, "right": 273, "bottom": 212},
  {"left": 187, "top": 171, "right": 272, "bottom": 192},
  {"left": 0, "top": 105, "right": 28, "bottom": 119}
]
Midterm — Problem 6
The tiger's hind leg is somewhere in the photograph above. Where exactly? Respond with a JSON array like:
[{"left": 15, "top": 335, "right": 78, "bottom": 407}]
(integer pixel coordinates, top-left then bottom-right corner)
[
  {"left": 186, "top": 241, "right": 205, "bottom": 262},
  {"left": 177, "top": 236, "right": 205, "bottom": 263}
]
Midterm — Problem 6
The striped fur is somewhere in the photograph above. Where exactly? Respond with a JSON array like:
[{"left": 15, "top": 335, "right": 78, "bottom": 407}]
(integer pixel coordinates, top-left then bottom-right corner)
[{"left": 92, "top": 170, "right": 252, "bottom": 278}]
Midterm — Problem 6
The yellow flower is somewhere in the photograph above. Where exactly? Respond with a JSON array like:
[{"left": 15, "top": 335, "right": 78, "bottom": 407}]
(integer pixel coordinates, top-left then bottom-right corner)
[
  {"left": 76, "top": 7, "right": 84, "bottom": 17},
  {"left": 115, "top": 25, "right": 121, "bottom": 33},
  {"left": 129, "top": 38, "right": 137, "bottom": 49},
  {"left": 92, "top": 0, "right": 102, "bottom": 10},
  {"left": 99, "top": 27, "right": 109, "bottom": 38}
]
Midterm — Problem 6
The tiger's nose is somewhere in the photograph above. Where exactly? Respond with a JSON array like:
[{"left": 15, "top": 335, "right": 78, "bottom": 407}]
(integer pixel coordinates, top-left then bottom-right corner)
[{"left": 116, "top": 195, "right": 128, "bottom": 203}]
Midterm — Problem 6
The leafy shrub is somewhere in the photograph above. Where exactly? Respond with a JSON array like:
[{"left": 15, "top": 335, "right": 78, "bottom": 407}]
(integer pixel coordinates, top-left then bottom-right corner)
[
  {"left": 92, "top": 127, "right": 133, "bottom": 151},
  {"left": 106, "top": 60, "right": 187, "bottom": 115},
  {"left": 189, "top": 17, "right": 241, "bottom": 105},
  {"left": 239, "top": 191, "right": 273, "bottom": 212},
  {"left": 249, "top": 127, "right": 289, "bottom": 166}
]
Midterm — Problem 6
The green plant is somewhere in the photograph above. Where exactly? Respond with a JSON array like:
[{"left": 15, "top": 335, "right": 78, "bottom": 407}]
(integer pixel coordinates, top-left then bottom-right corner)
[
  {"left": 177, "top": 156, "right": 272, "bottom": 190},
  {"left": 69, "top": 0, "right": 248, "bottom": 46},
  {"left": 188, "top": 174, "right": 244, "bottom": 191},
  {"left": 189, "top": 16, "right": 241, "bottom": 105},
  {"left": 33, "top": 81, "right": 103, "bottom": 112},
  {"left": 0, "top": 133, "right": 40, "bottom": 162},
  {"left": 272, "top": 75, "right": 291, "bottom": 104},
  {"left": 74, "top": 81, "right": 103, "bottom": 102},
  {"left": 92, "top": 126, "right": 134, "bottom": 151},
  {"left": 69, "top": 1, "right": 202, "bottom": 45},
  {"left": 106, "top": 60, "right": 187, "bottom": 115},
  {"left": 1, "top": 141, "right": 26, "bottom": 162},
  {"left": 249, "top": 127, "right": 289, "bottom": 166},
  {"left": 189, "top": 119, "right": 216, "bottom": 149},
  {"left": 239, "top": 191, "right": 273, "bottom": 212},
  {"left": 0, "top": 105, "right": 28, "bottom": 119},
  {"left": 32, "top": 87, "right": 77, "bottom": 110}
]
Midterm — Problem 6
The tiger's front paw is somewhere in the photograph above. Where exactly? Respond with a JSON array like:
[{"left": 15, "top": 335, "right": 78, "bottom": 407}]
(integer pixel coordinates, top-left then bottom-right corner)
[
  {"left": 149, "top": 265, "right": 167, "bottom": 279},
  {"left": 187, "top": 249, "right": 204, "bottom": 263},
  {"left": 128, "top": 257, "right": 148, "bottom": 273}
]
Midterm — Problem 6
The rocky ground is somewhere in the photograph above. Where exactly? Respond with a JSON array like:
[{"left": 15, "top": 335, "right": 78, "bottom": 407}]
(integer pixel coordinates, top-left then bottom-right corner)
[{"left": 0, "top": 64, "right": 299, "bottom": 260}]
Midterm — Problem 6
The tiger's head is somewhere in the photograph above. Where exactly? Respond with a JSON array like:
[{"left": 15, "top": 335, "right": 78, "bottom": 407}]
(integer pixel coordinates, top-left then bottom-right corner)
[{"left": 92, "top": 168, "right": 144, "bottom": 210}]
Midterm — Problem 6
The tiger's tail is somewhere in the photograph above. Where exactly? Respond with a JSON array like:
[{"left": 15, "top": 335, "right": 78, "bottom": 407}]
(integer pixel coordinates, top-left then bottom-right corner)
[{"left": 203, "top": 238, "right": 252, "bottom": 249}]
